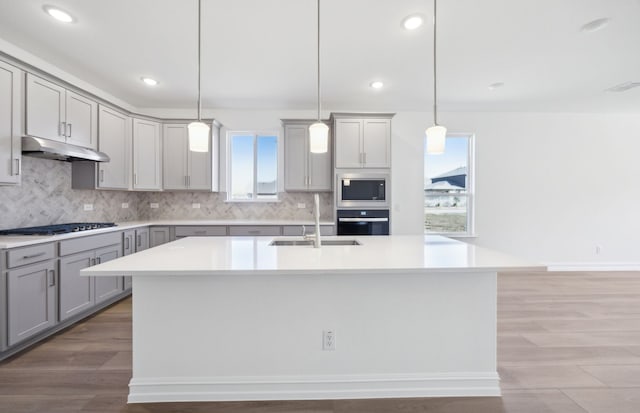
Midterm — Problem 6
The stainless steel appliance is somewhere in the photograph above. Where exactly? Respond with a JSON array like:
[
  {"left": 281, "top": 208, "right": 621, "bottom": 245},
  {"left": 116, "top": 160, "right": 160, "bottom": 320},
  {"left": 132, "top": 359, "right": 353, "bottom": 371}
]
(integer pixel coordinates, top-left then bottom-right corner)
[
  {"left": 22, "top": 136, "right": 110, "bottom": 162},
  {"left": 0, "top": 223, "right": 117, "bottom": 235},
  {"left": 336, "top": 173, "right": 389, "bottom": 208},
  {"left": 337, "top": 209, "right": 389, "bottom": 236}
]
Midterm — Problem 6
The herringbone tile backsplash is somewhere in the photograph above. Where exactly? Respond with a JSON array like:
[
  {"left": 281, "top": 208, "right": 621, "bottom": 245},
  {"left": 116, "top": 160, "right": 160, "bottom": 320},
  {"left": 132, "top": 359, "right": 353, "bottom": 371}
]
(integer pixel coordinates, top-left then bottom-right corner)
[{"left": 0, "top": 157, "right": 334, "bottom": 230}]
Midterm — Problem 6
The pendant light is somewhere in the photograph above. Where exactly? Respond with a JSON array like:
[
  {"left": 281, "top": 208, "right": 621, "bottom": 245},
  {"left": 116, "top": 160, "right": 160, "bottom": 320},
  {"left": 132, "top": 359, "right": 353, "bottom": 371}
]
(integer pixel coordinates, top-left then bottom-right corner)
[
  {"left": 188, "top": 0, "right": 210, "bottom": 152},
  {"left": 425, "top": 0, "right": 446, "bottom": 155},
  {"left": 309, "top": 0, "right": 329, "bottom": 153}
]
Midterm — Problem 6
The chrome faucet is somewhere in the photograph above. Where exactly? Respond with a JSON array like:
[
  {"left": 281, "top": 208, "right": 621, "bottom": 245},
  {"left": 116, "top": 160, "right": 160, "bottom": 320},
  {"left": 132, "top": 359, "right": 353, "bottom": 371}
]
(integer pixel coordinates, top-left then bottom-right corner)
[{"left": 303, "top": 193, "right": 322, "bottom": 248}]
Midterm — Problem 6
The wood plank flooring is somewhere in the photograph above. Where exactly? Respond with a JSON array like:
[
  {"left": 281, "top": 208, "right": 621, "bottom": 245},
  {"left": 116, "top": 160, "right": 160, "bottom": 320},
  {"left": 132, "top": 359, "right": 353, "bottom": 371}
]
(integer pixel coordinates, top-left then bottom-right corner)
[{"left": 1, "top": 271, "right": 639, "bottom": 412}]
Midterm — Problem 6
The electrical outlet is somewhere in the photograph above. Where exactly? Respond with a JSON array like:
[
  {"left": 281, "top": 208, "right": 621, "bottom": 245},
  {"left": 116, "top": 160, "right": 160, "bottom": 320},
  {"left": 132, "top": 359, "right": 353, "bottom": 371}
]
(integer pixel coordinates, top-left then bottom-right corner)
[
  {"left": 192, "top": 203, "right": 201, "bottom": 209},
  {"left": 83, "top": 204, "right": 93, "bottom": 211},
  {"left": 323, "top": 330, "right": 336, "bottom": 351},
  {"left": 297, "top": 203, "right": 306, "bottom": 209},
  {"left": 121, "top": 203, "right": 129, "bottom": 209},
  {"left": 150, "top": 203, "right": 159, "bottom": 209}
]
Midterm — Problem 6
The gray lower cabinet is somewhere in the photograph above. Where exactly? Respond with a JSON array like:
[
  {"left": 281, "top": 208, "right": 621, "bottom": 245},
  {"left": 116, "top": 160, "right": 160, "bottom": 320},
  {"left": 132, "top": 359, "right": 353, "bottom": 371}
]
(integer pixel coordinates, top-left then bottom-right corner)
[
  {"left": 59, "top": 250, "right": 94, "bottom": 321},
  {"left": 174, "top": 226, "right": 227, "bottom": 238},
  {"left": 94, "top": 245, "right": 122, "bottom": 304},
  {"left": 228, "top": 226, "right": 282, "bottom": 236},
  {"left": 136, "top": 227, "right": 150, "bottom": 251},
  {"left": 7, "top": 260, "right": 57, "bottom": 346},
  {"left": 149, "top": 226, "right": 171, "bottom": 247}
]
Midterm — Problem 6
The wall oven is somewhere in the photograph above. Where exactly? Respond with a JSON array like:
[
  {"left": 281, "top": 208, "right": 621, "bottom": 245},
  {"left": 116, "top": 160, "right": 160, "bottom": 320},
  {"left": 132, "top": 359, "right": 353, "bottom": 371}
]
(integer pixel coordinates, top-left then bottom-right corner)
[
  {"left": 336, "top": 173, "right": 389, "bottom": 208},
  {"left": 337, "top": 209, "right": 390, "bottom": 236}
]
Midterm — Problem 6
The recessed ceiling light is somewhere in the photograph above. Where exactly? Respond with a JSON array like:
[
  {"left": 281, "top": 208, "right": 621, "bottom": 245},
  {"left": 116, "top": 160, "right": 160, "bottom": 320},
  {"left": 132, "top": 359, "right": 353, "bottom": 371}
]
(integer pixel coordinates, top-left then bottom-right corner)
[
  {"left": 141, "top": 77, "right": 158, "bottom": 86},
  {"left": 370, "top": 81, "right": 384, "bottom": 89},
  {"left": 402, "top": 14, "right": 424, "bottom": 30},
  {"left": 488, "top": 82, "right": 504, "bottom": 90},
  {"left": 43, "top": 5, "right": 75, "bottom": 23},
  {"left": 580, "top": 18, "right": 610, "bottom": 33}
]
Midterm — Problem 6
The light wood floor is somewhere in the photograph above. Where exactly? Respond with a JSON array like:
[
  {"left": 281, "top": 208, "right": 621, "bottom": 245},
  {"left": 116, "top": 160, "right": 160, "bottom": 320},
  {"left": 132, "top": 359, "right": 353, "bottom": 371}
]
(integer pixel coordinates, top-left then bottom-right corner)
[{"left": 1, "top": 271, "right": 640, "bottom": 412}]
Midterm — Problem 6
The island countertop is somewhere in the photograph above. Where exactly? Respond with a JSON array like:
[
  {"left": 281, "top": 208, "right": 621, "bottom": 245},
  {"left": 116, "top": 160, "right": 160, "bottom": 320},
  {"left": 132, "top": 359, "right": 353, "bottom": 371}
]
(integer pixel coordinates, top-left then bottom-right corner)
[{"left": 81, "top": 235, "right": 544, "bottom": 276}]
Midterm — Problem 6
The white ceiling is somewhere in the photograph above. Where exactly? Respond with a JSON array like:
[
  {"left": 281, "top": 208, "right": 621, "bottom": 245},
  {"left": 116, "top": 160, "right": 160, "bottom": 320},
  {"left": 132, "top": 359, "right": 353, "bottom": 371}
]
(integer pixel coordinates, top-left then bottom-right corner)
[{"left": 0, "top": 0, "right": 638, "bottom": 112}]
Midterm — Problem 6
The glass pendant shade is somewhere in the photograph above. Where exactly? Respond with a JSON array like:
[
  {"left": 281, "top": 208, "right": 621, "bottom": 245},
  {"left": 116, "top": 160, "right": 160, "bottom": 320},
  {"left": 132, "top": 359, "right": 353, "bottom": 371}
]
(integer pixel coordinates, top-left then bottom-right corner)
[
  {"left": 425, "top": 124, "right": 446, "bottom": 155},
  {"left": 188, "top": 121, "right": 210, "bottom": 152},
  {"left": 309, "top": 121, "right": 329, "bottom": 153}
]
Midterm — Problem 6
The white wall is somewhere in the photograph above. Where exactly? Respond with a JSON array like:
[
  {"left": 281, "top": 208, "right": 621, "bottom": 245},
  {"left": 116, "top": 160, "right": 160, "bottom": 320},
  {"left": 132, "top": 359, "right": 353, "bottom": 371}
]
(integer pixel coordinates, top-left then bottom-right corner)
[{"left": 391, "top": 111, "right": 640, "bottom": 267}]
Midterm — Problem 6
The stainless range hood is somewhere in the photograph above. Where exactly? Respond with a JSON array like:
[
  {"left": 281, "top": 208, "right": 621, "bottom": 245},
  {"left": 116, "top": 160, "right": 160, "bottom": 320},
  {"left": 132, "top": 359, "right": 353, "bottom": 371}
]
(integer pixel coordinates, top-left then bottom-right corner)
[{"left": 22, "top": 136, "right": 110, "bottom": 162}]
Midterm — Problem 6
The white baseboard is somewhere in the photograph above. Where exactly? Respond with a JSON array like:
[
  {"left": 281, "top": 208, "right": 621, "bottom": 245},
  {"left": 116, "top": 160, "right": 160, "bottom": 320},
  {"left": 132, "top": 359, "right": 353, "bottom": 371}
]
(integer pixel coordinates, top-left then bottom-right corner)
[
  {"left": 128, "top": 372, "right": 501, "bottom": 403},
  {"left": 546, "top": 262, "right": 640, "bottom": 271}
]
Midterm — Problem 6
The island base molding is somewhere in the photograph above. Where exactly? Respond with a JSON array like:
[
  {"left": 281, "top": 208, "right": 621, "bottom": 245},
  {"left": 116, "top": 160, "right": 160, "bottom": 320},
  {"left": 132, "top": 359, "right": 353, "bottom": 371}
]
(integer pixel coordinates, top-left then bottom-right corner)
[{"left": 128, "top": 373, "right": 501, "bottom": 403}]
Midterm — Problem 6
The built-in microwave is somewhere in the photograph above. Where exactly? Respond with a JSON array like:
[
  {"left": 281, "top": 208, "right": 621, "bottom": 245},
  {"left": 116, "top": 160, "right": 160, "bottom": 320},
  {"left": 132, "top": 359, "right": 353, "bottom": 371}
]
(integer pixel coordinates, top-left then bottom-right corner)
[{"left": 336, "top": 173, "right": 389, "bottom": 208}]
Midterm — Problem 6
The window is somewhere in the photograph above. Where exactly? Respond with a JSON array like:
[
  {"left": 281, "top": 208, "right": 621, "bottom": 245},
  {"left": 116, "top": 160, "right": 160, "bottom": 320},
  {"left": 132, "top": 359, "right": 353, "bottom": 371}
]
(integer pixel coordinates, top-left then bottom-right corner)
[
  {"left": 424, "top": 134, "right": 474, "bottom": 235},
  {"left": 228, "top": 132, "right": 278, "bottom": 201}
]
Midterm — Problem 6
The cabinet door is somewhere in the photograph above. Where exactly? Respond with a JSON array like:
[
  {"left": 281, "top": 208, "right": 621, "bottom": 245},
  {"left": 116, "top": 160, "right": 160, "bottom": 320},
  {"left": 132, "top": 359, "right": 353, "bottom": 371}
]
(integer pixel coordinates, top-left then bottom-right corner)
[
  {"left": 362, "top": 119, "right": 391, "bottom": 168},
  {"left": 123, "top": 230, "right": 135, "bottom": 256},
  {"left": 149, "top": 227, "right": 171, "bottom": 247},
  {"left": 334, "top": 119, "right": 362, "bottom": 168},
  {"left": 7, "top": 261, "right": 57, "bottom": 346},
  {"left": 94, "top": 245, "right": 123, "bottom": 304},
  {"left": 162, "top": 124, "right": 188, "bottom": 190},
  {"left": 0, "top": 61, "right": 21, "bottom": 185},
  {"left": 25, "top": 74, "right": 65, "bottom": 142},
  {"left": 188, "top": 141, "right": 212, "bottom": 190},
  {"left": 98, "top": 106, "right": 131, "bottom": 189},
  {"left": 59, "top": 251, "right": 94, "bottom": 321},
  {"left": 65, "top": 91, "right": 97, "bottom": 149},
  {"left": 308, "top": 133, "right": 332, "bottom": 191},
  {"left": 133, "top": 118, "right": 162, "bottom": 190},
  {"left": 284, "top": 124, "right": 308, "bottom": 191},
  {"left": 135, "top": 227, "right": 150, "bottom": 251}
]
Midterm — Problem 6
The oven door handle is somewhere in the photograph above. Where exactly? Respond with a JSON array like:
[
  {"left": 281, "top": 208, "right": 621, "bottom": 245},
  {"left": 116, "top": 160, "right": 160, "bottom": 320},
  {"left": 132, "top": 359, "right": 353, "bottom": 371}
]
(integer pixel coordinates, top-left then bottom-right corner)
[{"left": 338, "top": 218, "right": 389, "bottom": 223}]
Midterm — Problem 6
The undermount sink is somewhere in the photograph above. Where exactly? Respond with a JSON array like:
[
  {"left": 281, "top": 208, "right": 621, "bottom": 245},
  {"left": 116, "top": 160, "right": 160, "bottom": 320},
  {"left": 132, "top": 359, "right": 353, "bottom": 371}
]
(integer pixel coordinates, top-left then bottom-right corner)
[{"left": 269, "top": 239, "right": 361, "bottom": 246}]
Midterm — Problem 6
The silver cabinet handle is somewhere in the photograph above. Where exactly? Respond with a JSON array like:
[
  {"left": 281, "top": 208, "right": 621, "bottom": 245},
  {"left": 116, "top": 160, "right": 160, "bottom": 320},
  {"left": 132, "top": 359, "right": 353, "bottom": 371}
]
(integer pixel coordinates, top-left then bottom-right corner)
[
  {"left": 48, "top": 269, "right": 56, "bottom": 287},
  {"left": 338, "top": 217, "right": 389, "bottom": 222},
  {"left": 99, "top": 169, "right": 104, "bottom": 182},
  {"left": 125, "top": 237, "right": 130, "bottom": 250},
  {"left": 14, "top": 158, "right": 20, "bottom": 176},
  {"left": 22, "top": 252, "right": 46, "bottom": 259},
  {"left": 96, "top": 257, "right": 101, "bottom": 264},
  {"left": 137, "top": 234, "right": 141, "bottom": 247},
  {"left": 134, "top": 173, "right": 138, "bottom": 185},
  {"left": 91, "top": 258, "right": 96, "bottom": 266},
  {"left": 248, "top": 230, "right": 260, "bottom": 235},
  {"left": 194, "top": 230, "right": 206, "bottom": 235},
  {"left": 60, "top": 121, "right": 66, "bottom": 137},
  {"left": 66, "top": 123, "right": 72, "bottom": 137}
]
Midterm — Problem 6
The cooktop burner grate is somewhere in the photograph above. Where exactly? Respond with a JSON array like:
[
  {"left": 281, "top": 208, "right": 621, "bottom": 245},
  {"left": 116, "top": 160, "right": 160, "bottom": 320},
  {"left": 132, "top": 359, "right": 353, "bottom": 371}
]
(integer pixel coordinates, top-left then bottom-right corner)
[{"left": 0, "top": 223, "right": 117, "bottom": 236}]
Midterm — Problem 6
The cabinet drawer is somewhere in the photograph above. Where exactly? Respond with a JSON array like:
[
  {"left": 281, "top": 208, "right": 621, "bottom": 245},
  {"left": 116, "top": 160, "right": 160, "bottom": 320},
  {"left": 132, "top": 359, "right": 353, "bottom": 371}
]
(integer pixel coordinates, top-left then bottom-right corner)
[
  {"left": 175, "top": 226, "right": 227, "bottom": 237},
  {"left": 59, "top": 232, "right": 121, "bottom": 256},
  {"left": 228, "top": 226, "right": 282, "bottom": 236},
  {"left": 6, "top": 243, "right": 55, "bottom": 268}
]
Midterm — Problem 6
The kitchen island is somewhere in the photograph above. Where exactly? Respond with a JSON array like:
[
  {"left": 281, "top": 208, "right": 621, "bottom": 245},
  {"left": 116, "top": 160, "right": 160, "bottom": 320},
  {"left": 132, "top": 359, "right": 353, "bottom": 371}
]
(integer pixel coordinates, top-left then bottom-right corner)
[{"left": 82, "top": 235, "right": 543, "bottom": 403}]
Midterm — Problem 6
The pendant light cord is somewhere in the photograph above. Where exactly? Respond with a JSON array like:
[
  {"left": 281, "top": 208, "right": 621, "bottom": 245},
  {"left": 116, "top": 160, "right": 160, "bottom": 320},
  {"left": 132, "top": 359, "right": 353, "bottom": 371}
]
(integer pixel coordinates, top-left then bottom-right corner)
[
  {"left": 316, "top": 0, "right": 321, "bottom": 122},
  {"left": 432, "top": 0, "right": 438, "bottom": 126},
  {"left": 197, "top": 0, "right": 202, "bottom": 122}
]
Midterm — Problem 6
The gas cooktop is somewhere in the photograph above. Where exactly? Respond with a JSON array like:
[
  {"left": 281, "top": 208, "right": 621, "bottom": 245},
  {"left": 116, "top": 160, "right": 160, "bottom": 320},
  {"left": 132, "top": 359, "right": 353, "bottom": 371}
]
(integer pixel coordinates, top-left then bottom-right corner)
[{"left": 0, "top": 223, "right": 117, "bottom": 236}]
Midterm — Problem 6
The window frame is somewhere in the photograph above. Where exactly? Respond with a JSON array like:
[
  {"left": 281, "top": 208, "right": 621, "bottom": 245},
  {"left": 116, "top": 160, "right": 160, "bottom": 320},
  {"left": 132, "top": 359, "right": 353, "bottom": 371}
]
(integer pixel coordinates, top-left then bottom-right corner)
[
  {"left": 424, "top": 133, "right": 476, "bottom": 237},
  {"left": 227, "top": 130, "right": 280, "bottom": 202}
]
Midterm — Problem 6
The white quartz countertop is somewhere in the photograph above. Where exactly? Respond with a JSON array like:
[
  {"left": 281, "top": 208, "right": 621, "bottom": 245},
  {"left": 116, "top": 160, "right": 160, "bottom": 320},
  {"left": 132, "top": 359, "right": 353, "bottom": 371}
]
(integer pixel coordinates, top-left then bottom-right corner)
[
  {"left": 0, "top": 220, "right": 334, "bottom": 249},
  {"left": 82, "top": 235, "right": 544, "bottom": 276}
]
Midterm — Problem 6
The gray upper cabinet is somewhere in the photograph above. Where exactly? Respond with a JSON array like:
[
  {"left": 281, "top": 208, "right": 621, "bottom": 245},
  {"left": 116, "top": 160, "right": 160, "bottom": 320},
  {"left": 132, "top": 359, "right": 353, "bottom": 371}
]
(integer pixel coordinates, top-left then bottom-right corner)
[
  {"left": 333, "top": 114, "right": 393, "bottom": 169},
  {"left": 162, "top": 124, "right": 211, "bottom": 191},
  {"left": 0, "top": 61, "right": 22, "bottom": 185},
  {"left": 133, "top": 118, "right": 162, "bottom": 191},
  {"left": 98, "top": 106, "right": 131, "bottom": 189},
  {"left": 283, "top": 120, "right": 332, "bottom": 192},
  {"left": 25, "top": 73, "right": 97, "bottom": 149}
]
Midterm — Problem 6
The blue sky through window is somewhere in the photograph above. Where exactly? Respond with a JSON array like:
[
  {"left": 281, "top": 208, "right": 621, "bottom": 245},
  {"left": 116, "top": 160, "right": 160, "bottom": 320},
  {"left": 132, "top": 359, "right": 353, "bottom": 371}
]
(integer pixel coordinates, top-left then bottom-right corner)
[
  {"left": 230, "top": 133, "right": 278, "bottom": 199},
  {"left": 424, "top": 137, "right": 469, "bottom": 183}
]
